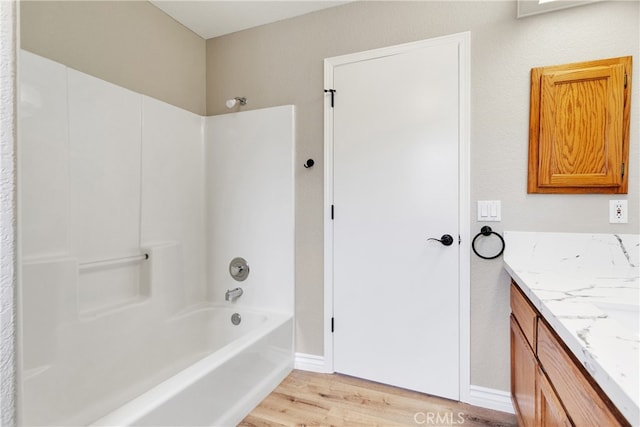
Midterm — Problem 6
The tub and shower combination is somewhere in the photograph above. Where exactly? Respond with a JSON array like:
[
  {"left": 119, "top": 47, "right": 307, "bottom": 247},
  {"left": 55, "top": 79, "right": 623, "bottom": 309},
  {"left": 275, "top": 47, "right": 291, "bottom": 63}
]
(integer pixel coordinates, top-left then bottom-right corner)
[{"left": 19, "top": 51, "right": 295, "bottom": 426}]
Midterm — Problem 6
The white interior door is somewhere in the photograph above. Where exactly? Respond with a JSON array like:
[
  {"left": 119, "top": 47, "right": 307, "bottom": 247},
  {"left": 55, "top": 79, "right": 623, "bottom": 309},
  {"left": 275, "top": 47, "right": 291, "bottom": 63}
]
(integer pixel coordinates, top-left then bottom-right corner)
[{"left": 330, "top": 37, "right": 463, "bottom": 400}]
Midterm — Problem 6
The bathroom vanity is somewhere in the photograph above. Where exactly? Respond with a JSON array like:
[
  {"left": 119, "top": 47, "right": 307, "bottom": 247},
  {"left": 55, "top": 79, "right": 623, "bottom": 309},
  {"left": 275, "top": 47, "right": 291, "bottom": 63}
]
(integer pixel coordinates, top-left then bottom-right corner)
[{"left": 504, "top": 232, "right": 639, "bottom": 427}]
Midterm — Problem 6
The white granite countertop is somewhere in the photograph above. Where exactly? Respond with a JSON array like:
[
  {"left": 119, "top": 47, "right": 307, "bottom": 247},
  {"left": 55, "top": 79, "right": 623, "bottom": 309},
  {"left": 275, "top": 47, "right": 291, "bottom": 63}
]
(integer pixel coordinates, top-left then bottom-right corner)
[{"left": 503, "top": 231, "right": 639, "bottom": 426}]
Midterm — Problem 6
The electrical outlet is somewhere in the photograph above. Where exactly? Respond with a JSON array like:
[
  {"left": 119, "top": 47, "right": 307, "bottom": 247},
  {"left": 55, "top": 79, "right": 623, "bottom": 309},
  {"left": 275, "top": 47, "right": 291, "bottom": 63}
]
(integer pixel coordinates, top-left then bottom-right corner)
[{"left": 609, "top": 200, "right": 628, "bottom": 224}]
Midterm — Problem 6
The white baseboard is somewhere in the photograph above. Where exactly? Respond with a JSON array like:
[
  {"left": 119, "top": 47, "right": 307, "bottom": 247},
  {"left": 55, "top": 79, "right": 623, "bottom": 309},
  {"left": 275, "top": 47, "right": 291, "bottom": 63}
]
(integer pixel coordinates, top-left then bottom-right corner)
[
  {"left": 294, "top": 352, "right": 328, "bottom": 373},
  {"left": 467, "top": 385, "right": 515, "bottom": 414}
]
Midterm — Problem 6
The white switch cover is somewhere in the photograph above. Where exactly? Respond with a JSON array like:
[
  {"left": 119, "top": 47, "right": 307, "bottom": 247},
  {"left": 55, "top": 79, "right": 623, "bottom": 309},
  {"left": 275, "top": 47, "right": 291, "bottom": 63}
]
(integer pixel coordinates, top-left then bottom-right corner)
[
  {"left": 609, "top": 200, "right": 628, "bottom": 223},
  {"left": 478, "top": 200, "right": 501, "bottom": 222}
]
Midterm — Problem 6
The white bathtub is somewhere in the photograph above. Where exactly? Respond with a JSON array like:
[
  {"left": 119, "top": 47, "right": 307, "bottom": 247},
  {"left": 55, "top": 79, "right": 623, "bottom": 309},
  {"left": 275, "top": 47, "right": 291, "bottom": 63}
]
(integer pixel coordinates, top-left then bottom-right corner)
[
  {"left": 22, "top": 299, "right": 293, "bottom": 426},
  {"left": 89, "top": 305, "right": 293, "bottom": 426}
]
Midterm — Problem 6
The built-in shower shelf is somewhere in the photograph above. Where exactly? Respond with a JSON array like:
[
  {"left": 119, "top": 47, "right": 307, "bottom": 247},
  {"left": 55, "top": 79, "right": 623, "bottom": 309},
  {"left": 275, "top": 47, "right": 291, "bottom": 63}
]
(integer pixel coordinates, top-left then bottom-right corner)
[
  {"left": 78, "top": 295, "right": 150, "bottom": 321},
  {"left": 77, "top": 255, "right": 151, "bottom": 316}
]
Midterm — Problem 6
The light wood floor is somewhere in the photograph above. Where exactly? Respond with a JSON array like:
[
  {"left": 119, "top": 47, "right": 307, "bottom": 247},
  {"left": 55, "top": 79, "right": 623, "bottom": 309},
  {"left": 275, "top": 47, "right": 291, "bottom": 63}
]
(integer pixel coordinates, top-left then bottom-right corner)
[{"left": 240, "top": 370, "right": 517, "bottom": 427}]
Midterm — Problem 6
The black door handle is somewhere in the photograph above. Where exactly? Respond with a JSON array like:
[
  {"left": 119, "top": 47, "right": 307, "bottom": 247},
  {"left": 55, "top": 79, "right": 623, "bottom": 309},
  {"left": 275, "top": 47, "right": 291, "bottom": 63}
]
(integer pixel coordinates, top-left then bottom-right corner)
[{"left": 428, "top": 234, "right": 454, "bottom": 246}]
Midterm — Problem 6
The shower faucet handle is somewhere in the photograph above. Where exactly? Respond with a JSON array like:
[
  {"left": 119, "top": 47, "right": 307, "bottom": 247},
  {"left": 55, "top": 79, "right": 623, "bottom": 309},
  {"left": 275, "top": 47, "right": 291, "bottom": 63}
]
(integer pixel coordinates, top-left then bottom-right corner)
[{"left": 229, "top": 257, "right": 249, "bottom": 281}]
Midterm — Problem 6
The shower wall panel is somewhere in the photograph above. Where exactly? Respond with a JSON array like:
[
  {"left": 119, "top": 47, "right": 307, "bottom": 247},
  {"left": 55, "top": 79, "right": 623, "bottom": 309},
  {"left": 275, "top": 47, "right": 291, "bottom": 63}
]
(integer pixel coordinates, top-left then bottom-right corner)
[
  {"left": 141, "top": 96, "right": 206, "bottom": 307},
  {"left": 19, "top": 50, "right": 70, "bottom": 257},
  {"left": 205, "top": 106, "right": 295, "bottom": 314},
  {"left": 67, "top": 69, "right": 144, "bottom": 313},
  {"left": 19, "top": 50, "right": 206, "bottom": 425},
  {"left": 67, "top": 69, "right": 142, "bottom": 263},
  {"left": 20, "top": 50, "right": 206, "bottom": 315}
]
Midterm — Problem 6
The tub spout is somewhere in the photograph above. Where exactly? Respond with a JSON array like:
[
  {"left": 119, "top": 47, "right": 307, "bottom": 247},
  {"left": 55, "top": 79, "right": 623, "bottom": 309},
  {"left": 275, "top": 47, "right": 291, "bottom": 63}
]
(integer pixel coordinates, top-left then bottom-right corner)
[{"left": 225, "top": 287, "right": 243, "bottom": 302}]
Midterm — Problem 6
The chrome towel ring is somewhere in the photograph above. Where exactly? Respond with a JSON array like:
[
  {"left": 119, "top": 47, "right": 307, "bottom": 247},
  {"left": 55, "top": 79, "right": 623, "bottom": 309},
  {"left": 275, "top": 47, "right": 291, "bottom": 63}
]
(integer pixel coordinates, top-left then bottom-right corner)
[{"left": 472, "top": 226, "right": 505, "bottom": 260}]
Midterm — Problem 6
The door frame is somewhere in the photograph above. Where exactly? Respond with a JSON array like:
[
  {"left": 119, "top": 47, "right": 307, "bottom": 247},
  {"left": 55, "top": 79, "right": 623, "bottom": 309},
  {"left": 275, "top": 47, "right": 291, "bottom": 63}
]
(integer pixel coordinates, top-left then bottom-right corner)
[{"left": 322, "top": 31, "right": 471, "bottom": 402}]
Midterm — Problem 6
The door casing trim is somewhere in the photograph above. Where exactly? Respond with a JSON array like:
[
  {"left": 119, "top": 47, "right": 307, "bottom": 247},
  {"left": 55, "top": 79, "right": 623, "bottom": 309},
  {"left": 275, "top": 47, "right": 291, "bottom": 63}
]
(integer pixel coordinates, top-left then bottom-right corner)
[{"left": 322, "top": 31, "right": 471, "bottom": 403}]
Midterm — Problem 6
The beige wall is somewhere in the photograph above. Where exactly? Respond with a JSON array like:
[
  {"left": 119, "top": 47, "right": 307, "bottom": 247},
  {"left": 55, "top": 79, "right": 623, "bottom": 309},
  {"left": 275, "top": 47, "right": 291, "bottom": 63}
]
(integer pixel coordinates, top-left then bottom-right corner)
[
  {"left": 20, "top": 1, "right": 206, "bottom": 115},
  {"left": 206, "top": 0, "right": 639, "bottom": 391}
]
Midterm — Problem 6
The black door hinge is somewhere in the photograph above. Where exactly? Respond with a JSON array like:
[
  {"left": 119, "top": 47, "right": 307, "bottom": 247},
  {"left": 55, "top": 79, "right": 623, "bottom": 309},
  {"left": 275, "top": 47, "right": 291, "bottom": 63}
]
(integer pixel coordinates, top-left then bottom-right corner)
[
  {"left": 331, "top": 205, "right": 334, "bottom": 220},
  {"left": 331, "top": 317, "right": 334, "bottom": 333},
  {"left": 324, "top": 89, "right": 336, "bottom": 108}
]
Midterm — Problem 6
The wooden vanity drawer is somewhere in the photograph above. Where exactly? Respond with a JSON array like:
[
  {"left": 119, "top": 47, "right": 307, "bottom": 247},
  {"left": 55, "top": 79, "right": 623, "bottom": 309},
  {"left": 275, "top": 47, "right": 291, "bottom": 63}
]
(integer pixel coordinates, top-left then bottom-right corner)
[
  {"left": 537, "top": 320, "right": 628, "bottom": 426},
  {"left": 510, "top": 282, "right": 537, "bottom": 349}
]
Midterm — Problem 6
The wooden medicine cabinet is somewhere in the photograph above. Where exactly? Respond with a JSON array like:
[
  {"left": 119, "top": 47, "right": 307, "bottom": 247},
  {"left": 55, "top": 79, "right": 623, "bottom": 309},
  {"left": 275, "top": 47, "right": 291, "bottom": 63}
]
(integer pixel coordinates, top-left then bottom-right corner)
[{"left": 528, "top": 56, "right": 632, "bottom": 194}]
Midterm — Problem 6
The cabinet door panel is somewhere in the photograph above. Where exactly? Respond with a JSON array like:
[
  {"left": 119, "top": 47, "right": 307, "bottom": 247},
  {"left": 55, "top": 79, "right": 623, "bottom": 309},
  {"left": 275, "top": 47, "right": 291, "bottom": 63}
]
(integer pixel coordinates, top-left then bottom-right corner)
[
  {"left": 539, "top": 64, "right": 624, "bottom": 187},
  {"left": 537, "top": 321, "right": 627, "bottom": 426},
  {"left": 537, "top": 366, "right": 573, "bottom": 427},
  {"left": 528, "top": 56, "right": 631, "bottom": 194},
  {"left": 511, "top": 316, "right": 536, "bottom": 427}
]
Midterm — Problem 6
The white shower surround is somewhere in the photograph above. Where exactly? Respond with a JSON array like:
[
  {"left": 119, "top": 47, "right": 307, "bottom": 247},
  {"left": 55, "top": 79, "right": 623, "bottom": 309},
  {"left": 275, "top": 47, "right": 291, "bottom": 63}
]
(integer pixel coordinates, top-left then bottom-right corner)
[
  {"left": 18, "top": 50, "right": 294, "bottom": 425},
  {"left": 206, "top": 107, "right": 296, "bottom": 313}
]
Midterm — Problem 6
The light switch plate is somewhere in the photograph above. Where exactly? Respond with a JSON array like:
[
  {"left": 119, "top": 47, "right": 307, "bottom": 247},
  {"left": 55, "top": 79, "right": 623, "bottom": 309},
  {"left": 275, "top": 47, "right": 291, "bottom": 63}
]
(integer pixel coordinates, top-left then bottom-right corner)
[{"left": 477, "top": 200, "right": 501, "bottom": 222}]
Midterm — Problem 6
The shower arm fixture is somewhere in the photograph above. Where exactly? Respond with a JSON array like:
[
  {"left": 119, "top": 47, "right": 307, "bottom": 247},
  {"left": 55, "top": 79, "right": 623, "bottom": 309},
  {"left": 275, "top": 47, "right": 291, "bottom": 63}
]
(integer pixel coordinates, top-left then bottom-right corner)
[{"left": 225, "top": 97, "right": 247, "bottom": 109}]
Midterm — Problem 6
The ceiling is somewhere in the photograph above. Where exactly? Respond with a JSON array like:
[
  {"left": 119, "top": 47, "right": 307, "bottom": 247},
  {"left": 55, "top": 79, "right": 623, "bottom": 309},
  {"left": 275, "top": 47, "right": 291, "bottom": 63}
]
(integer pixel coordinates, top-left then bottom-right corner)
[{"left": 150, "top": 1, "right": 351, "bottom": 40}]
